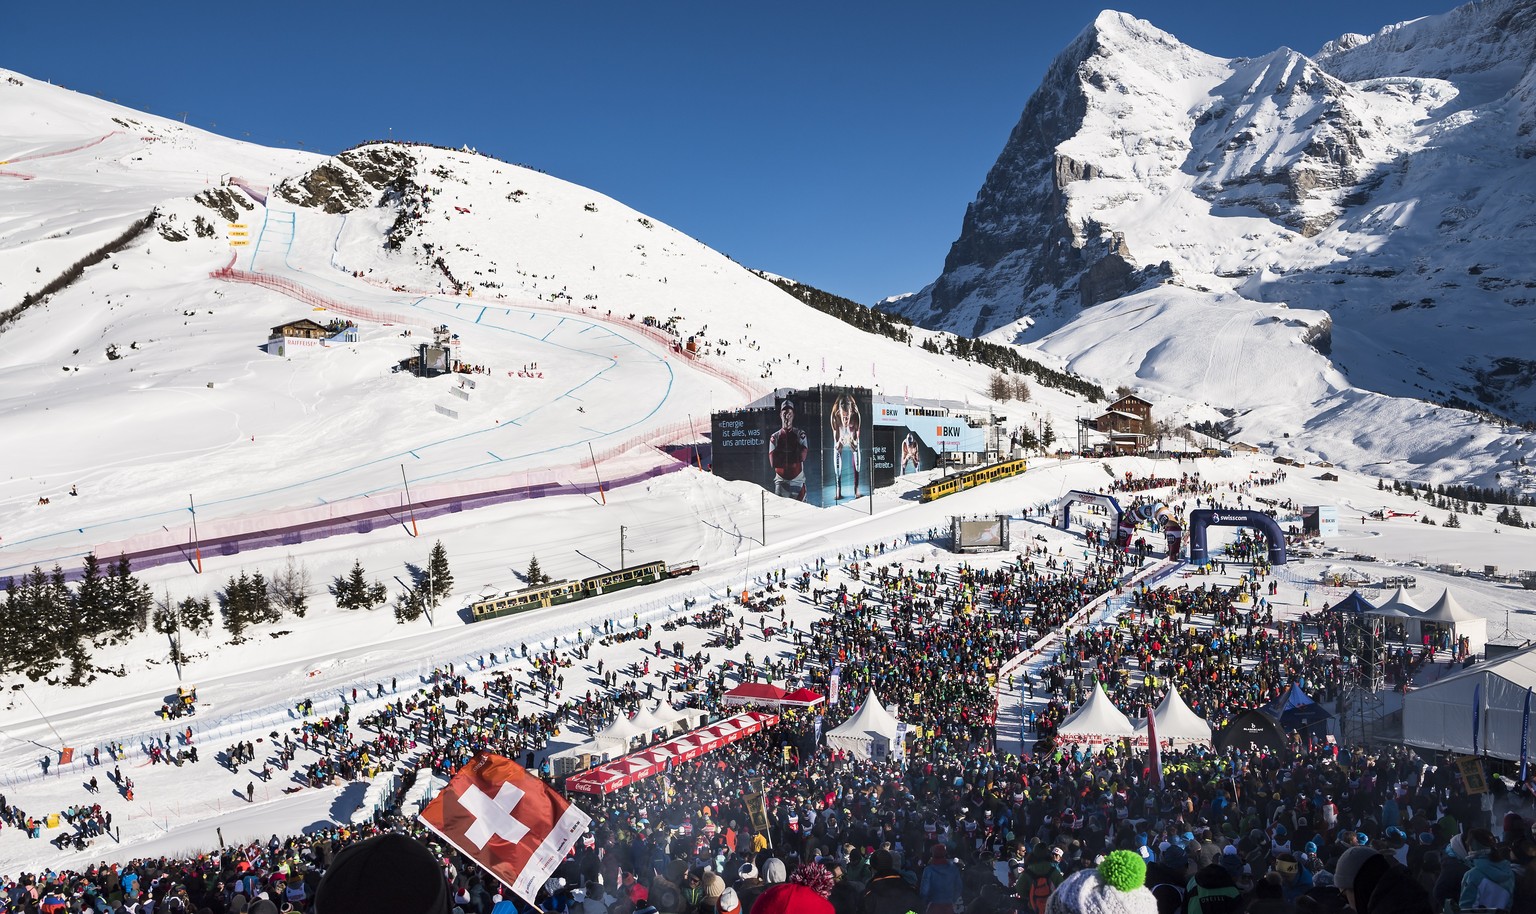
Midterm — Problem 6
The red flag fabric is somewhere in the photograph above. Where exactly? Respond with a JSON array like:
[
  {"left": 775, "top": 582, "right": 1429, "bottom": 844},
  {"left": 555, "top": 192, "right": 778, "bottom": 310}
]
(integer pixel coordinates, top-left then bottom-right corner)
[{"left": 418, "top": 753, "right": 591, "bottom": 904}]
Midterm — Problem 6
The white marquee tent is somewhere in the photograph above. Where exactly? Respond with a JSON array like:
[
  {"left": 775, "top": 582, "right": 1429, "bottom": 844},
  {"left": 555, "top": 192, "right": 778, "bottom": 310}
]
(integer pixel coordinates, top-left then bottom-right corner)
[
  {"left": 1134, "top": 688, "right": 1213, "bottom": 746},
  {"left": 591, "top": 713, "right": 645, "bottom": 756},
  {"left": 629, "top": 702, "right": 693, "bottom": 741},
  {"left": 826, "top": 689, "right": 905, "bottom": 762},
  {"left": 1419, "top": 588, "right": 1487, "bottom": 655},
  {"left": 1404, "top": 642, "right": 1536, "bottom": 760},
  {"left": 1056, "top": 682, "right": 1136, "bottom": 745}
]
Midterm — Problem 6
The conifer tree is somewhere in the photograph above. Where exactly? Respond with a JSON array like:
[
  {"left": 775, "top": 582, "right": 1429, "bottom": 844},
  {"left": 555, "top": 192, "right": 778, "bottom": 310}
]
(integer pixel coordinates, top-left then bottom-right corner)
[
  {"left": 76, "top": 554, "right": 108, "bottom": 640},
  {"left": 427, "top": 540, "right": 453, "bottom": 603},
  {"left": 179, "top": 595, "right": 213, "bottom": 633},
  {"left": 334, "top": 560, "right": 386, "bottom": 610},
  {"left": 249, "top": 570, "right": 279, "bottom": 623},
  {"left": 224, "top": 573, "right": 251, "bottom": 642},
  {"left": 393, "top": 586, "right": 426, "bottom": 624}
]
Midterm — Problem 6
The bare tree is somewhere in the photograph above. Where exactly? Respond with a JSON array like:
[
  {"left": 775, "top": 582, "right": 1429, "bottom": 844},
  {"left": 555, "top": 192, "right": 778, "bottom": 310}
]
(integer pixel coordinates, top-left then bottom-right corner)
[
  {"left": 270, "top": 557, "right": 314, "bottom": 618},
  {"left": 987, "top": 371, "right": 1011, "bottom": 401}
]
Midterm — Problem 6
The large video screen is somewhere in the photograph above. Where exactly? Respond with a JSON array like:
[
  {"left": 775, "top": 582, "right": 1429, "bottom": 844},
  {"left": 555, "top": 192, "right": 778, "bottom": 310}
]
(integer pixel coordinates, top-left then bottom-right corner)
[{"left": 956, "top": 517, "right": 1007, "bottom": 550}]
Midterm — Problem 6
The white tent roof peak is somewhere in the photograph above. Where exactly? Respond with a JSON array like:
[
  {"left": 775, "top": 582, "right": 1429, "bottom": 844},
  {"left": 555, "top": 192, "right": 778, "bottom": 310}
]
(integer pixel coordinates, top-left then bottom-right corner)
[
  {"left": 831, "top": 689, "right": 900, "bottom": 735},
  {"left": 1422, "top": 588, "right": 1478, "bottom": 622},
  {"left": 1134, "top": 687, "right": 1213, "bottom": 745},
  {"left": 591, "top": 713, "right": 644, "bottom": 752},
  {"left": 627, "top": 702, "right": 669, "bottom": 736},
  {"left": 1379, "top": 585, "right": 1423, "bottom": 614},
  {"left": 1056, "top": 681, "right": 1136, "bottom": 740}
]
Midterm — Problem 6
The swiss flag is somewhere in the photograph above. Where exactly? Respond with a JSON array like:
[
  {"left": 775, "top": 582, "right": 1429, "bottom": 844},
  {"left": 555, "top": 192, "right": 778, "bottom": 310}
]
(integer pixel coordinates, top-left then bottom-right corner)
[{"left": 418, "top": 753, "right": 591, "bottom": 903}]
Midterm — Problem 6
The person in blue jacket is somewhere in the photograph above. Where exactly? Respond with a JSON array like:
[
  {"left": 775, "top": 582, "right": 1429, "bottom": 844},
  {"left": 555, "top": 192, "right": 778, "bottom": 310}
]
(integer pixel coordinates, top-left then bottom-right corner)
[{"left": 920, "top": 843, "right": 962, "bottom": 914}]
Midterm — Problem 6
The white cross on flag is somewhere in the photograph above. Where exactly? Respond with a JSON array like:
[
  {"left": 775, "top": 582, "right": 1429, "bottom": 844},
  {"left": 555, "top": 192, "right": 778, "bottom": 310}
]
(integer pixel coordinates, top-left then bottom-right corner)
[{"left": 418, "top": 752, "right": 591, "bottom": 904}]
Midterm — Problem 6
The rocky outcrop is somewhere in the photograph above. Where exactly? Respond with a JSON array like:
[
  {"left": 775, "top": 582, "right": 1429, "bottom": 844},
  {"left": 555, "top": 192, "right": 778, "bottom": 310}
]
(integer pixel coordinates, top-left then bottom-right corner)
[{"left": 274, "top": 161, "right": 374, "bottom": 214}]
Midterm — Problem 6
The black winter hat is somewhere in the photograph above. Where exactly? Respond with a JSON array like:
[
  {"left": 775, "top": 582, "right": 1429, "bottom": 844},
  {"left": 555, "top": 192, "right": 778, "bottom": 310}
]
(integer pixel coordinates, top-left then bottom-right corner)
[{"left": 314, "top": 834, "right": 450, "bottom": 914}]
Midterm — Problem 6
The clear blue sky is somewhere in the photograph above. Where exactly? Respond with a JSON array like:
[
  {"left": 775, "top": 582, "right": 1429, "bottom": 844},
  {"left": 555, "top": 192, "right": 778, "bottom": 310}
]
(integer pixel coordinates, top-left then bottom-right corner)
[{"left": 5, "top": 1, "right": 1447, "bottom": 304}]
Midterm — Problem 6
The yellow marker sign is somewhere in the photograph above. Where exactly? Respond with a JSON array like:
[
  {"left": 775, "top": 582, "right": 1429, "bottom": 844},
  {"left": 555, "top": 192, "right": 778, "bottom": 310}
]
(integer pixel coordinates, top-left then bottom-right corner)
[
  {"left": 228, "top": 223, "right": 247, "bottom": 229},
  {"left": 229, "top": 240, "right": 250, "bottom": 247},
  {"left": 228, "top": 231, "right": 249, "bottom": 238}
]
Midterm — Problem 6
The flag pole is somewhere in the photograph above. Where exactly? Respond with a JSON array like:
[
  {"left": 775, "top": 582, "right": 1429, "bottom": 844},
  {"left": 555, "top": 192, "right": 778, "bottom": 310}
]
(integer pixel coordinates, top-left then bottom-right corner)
[
  {"left": 188, "top": 494, "right": 203, "bottom": 574},
  {"left": 401, "top": 464, "right": 420, "bottom": 537},
  {"left": 588, "top": 443, "right": 605, "bottom": 505}
]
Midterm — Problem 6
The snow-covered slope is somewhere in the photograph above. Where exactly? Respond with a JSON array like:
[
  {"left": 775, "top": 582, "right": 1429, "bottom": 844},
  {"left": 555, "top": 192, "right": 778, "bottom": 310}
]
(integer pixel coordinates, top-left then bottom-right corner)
[
  {"left": 882, "top": 1, "right": 1536, "bottom": 483},
  {"left": 0, "top": 66, "right": 1094, "bottom": 576}
]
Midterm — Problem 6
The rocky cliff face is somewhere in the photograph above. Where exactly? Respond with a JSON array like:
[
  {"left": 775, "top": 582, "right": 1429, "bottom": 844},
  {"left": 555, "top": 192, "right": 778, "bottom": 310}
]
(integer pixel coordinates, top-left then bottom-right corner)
[{"left": 885, "top": 0, "right": 1536, "bottom": 425}]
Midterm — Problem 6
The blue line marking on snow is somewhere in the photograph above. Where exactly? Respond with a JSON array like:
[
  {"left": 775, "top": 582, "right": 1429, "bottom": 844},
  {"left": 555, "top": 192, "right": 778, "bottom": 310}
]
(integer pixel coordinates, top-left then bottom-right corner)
[{"left": 0, "top": 277, "right": 684, "bottom": 558}]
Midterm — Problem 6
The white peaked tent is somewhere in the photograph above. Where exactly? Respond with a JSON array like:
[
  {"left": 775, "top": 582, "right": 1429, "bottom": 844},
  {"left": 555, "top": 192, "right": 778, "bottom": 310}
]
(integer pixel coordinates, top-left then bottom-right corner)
[
  {"left": 1404, "top": 643, "right": 1536, "bottom": 760},
  {"left": 591, "top": 713, "right": 645, "bottom": 755},
  {"left": 1371, "top": 585, "right": 1423, "bottom": 640},
  {"left": 1055, "top": 682, "right": 1136, "bottom": 745},
  {"left": 1134, "top": 688, "right": 1213, "bottom": 746},
  {"left": 1420, "top": 588, "right": 1487, "bottom": 654},
  {"left": 1378, "top": 585, "right": 1423, "bottom": 615},
  {"left": 826, "top": 689, "right": 904, "bottom": 761},
  {"left": 629, "top": 702, "right": 691, "bottom": 740}
]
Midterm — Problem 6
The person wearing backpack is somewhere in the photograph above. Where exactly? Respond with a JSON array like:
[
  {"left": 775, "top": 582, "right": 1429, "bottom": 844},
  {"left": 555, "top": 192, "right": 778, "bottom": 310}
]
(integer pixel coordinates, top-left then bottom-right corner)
[
  {"left": 1184, "top": 864, "right": 1243, "bottom": 914},
  {"left": 1018, "top": 844, "right": 1065, "bottom": 914}
]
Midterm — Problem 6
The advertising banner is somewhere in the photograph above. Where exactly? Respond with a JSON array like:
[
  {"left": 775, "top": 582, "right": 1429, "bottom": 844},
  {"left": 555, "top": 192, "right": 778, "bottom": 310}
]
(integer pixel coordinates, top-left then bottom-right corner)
[
  {"left": 814, "top": 386, "right": 872, "bottom": 506},
  {"left": 871, "top": 426, "right": 940, "bottom": 489}
]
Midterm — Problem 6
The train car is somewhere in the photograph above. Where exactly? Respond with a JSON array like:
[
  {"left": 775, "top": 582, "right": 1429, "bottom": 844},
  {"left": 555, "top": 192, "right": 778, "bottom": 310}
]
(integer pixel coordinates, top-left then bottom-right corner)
[
  {"left": 918, "top": 458, "right": 1027, "bottom": 503},
  {"left": 471, "top": 558, "right": 695, "bottom": 623},
  {"left": 470, "top": 579, "right": 584, "bottom": 622},
  {"left": 581, "top": 560, "right": 668, "bottom": 597}
]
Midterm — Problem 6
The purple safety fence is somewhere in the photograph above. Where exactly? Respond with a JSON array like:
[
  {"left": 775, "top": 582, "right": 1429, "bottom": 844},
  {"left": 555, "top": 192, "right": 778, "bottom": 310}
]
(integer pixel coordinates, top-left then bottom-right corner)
[{"left": 1, "top": 461, "right": 686, "bottom": 588}]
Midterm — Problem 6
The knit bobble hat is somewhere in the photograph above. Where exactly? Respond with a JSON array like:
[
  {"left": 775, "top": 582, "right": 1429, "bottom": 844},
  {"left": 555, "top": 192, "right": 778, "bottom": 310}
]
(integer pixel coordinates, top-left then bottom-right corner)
[{"left": 1044, "top": 850, "right": 1157, "bottom": 914}]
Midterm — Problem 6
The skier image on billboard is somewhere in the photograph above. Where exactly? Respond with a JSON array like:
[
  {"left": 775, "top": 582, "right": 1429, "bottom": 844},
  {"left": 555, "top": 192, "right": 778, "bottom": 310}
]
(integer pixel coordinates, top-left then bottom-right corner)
[
  {"left": 900, "top": 431, "right": 921, "bottom": 475},
  {"left": 768, "top": 398, "right": 810, "bottom": 501},
  {"left": 828, "top": 392, "right": 862, "bottom": 499}
]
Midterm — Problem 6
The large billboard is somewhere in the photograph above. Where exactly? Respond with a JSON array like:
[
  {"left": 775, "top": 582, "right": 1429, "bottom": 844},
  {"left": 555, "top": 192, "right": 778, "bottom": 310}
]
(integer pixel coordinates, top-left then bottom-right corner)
[
  {"left": 952, "top": 515, "right": 1010, "bottom": 552},
  {"left": 874, "top": 403, "right": 986, "bottom": 459},
  {"left": 711, "top": 386, "right": 872, "bottom": 507},
  {"left": 814, "top": 387, "right": 872, "bottom": 506},
  {"left": 870, "top": 425, "right": 941, "bottom": 490}
]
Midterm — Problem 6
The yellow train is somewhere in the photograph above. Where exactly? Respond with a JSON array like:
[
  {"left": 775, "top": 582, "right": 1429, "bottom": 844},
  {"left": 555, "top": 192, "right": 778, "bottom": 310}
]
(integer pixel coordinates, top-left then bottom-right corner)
[
  {"left": 470, "top": 560, "right": 697, "bottom": 622},
  {"left": 918, "top": 458, "right": 1027, "bottom": 503}
]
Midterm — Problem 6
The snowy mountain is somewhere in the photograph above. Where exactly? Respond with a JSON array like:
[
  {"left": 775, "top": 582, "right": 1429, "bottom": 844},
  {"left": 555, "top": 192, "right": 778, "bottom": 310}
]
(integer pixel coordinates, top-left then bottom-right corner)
[{"left": 882, "top": 0, "right": 1536, "bottom": 482}]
